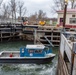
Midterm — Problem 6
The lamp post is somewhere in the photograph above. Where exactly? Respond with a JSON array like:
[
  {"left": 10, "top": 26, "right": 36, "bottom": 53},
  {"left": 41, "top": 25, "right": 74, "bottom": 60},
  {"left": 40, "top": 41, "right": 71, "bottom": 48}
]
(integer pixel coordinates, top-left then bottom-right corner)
[{"left": 63, "top": 0, "right": 68, "bottom": 31}]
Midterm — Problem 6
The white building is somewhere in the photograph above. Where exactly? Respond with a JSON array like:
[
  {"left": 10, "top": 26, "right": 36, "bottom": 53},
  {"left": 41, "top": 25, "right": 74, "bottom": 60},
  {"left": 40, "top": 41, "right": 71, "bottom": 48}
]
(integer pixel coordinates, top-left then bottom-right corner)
[{"left": 57, "top": 9, "right": 76, "bottom": 28}]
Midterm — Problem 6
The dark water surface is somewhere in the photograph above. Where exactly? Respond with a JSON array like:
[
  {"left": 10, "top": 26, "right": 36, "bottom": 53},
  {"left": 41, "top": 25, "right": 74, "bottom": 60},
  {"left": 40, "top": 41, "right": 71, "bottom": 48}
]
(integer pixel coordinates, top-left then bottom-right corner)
[{"left": 0, "top": 41, "right": 58, "bottom": 75}]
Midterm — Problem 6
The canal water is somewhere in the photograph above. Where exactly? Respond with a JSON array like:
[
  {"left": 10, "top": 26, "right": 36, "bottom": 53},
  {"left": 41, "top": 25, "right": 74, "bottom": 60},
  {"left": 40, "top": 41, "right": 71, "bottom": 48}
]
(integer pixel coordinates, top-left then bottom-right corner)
[{"left": 0, "top": 41, "right": 58, "bottom": 75}]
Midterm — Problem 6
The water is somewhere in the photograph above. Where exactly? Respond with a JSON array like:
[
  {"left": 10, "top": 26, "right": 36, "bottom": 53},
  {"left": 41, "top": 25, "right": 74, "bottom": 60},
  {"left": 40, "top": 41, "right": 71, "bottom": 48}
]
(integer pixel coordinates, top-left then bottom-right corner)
[{"left": 0, "top": 41, "right": 58, "bottom": 75}]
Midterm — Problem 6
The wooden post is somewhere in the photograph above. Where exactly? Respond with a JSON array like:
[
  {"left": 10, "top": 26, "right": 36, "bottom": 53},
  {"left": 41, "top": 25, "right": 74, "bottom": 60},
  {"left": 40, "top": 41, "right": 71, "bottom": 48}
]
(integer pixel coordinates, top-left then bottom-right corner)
[
  {"left": 63, "top": 0, "right": 68, "bottom": 31},
  {"left": 63, "top": 4, "right": 67, "bottom": 27},
  {"left": 71, "top": 52, "right": 74, "bottom": 75},
  {"left": 1, "top": 33, "right": 2, "bottom": 42},
  {"left": 71, "top": 43, "right": 76, "bottom": 75},
  {"left": 34, "top": 28, "right": 37, "bottom": 44}
]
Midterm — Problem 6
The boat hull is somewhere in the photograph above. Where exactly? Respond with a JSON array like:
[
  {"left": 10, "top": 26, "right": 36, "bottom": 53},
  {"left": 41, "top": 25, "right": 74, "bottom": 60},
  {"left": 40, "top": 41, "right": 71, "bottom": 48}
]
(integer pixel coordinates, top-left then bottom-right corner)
[{"left": 0, "top": 56, "right": 55, "bottom": 64}]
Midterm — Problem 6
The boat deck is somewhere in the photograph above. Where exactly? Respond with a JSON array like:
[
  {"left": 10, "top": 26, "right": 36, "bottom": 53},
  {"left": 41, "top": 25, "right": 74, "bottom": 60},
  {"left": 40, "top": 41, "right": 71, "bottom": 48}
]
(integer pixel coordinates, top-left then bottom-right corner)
[{"left": 0, "top": 51, "right": 20, "bottom": 58}]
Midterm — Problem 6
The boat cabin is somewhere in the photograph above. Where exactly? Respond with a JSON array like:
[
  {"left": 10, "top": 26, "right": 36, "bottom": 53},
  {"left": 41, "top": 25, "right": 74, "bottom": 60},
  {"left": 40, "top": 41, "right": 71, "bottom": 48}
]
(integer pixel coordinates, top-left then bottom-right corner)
[{"left": 20, "top": 45, "right": 52, "bottom": 57}]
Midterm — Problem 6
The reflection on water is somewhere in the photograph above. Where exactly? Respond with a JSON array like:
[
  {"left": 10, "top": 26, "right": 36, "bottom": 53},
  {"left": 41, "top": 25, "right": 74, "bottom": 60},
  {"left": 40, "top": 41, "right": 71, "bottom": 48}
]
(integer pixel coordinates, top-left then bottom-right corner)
[{"left": 0, "top": 41, "right": 58, "bottom": 75}]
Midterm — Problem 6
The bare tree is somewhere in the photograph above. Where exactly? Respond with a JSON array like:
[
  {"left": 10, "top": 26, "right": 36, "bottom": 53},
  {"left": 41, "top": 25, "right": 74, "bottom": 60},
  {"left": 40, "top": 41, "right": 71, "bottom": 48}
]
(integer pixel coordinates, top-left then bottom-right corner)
[
  {"left": 70, "top": 0, "right": 76, "bottom": 9},
  {"left": 37, "top": 10, "right": 46, "bottom": 20},
  {"left": 1, "top": 3, "right": 9, "bottom": 20},
  {"left": 52, "top": 0, "right": 76, "bottom": 14},
  {"left": 17, "top": 1, "right": 27, "bottom": 20},
  {"left": 0, "top": 2, "right": 12, "bottom": 22},
  {"left": 0, "top": 0, "right": 3, "bottom": 6},
  {"left": 0, "top": 0, "right": 3, "bottom": 15},
  {"left": 29, "top": 10, "right": 46, "bottom": 21},
  {"left": 29, "top": 12, "right": 37, "bottom": 21},
  {"left": 51, "top": 0, "right": 64, "bottom": 13},
  {"left": 9, "top": 0, "right": 17, "bottom": 22}
]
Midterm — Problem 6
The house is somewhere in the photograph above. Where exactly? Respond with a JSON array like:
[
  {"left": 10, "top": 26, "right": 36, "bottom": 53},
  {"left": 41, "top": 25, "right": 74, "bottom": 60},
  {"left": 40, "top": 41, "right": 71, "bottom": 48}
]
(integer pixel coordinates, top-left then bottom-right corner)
[{"left": 57, "top": 9, "right": 76, "bottom": 28}]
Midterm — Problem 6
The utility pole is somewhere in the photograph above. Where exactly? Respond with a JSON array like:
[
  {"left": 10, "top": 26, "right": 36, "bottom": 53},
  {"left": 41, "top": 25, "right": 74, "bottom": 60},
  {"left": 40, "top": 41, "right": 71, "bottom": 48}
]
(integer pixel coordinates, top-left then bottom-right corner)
[{"left": 63, "top": 0, "right": 68, "bottom": 31}]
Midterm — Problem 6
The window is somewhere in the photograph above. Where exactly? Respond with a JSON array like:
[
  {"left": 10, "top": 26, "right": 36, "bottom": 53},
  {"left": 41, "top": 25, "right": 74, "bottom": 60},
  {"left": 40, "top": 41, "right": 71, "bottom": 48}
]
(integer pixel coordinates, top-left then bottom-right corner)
[
  {"left": 69, "top": 18, "right": 76, "bottom": 24},
  {"left": 22, "top": 49, "right": 24, "bottom": 53},
  {"left": 35, "top": 50, "right": 42, "bottom": 53},
  {"left": 28, "top": 50, "right": 34, "bottom": 53},
  {"left": 72, "top": 15, "right": 75, "bottom": 17}
]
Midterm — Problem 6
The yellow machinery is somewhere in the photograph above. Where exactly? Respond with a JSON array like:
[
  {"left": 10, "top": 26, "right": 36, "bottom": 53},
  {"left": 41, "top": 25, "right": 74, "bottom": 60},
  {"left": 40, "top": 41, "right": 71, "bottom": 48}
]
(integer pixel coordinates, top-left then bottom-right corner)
[{"left": 39, "top": 21, "right": 46, "bottom": 26}]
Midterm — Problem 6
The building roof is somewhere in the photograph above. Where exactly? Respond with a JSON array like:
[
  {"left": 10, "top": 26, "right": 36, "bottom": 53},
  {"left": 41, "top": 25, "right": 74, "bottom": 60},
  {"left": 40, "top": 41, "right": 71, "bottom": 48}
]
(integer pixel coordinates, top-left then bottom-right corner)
[
  {"left": 26, "top": 45, "right": 45, "bottom": 49},
  {"left": 57, "top": 9, "right": 76, "bottom": 13}
]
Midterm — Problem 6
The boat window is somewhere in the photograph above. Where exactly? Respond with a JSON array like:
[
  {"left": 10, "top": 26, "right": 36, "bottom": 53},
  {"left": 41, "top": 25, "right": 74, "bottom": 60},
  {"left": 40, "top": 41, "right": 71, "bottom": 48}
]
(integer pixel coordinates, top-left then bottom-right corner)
[
  {"left": 22, "top": 49, "right": 24, "bottom": 53},
  {"left": 45, "top": 47, "right": 49, "bottom": 51},
  {"left": 35, "top": 50, "right": 42, "bottom": 53},
  {"left": 28, "top": 50, "right": 34, "bottom": 53}
]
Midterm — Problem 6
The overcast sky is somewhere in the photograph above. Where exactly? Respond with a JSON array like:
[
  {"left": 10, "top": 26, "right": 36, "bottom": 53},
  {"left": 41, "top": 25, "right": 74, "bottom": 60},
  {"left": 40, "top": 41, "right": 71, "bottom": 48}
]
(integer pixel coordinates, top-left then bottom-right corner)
[{"left": 3, "top": 0, "right": 57, "bottom": 18}]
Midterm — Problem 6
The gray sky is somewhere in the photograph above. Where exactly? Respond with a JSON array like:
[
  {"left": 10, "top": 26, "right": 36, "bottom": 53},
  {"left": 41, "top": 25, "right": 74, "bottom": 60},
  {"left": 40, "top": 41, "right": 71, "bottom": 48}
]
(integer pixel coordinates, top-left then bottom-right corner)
[{"left": 3, "top": 0, "right": 57, "bottom": 18}]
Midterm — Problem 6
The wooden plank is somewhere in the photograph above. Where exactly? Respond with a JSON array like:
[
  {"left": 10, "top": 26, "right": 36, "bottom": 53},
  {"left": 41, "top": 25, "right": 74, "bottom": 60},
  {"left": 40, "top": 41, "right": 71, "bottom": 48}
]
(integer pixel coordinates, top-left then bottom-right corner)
[
  {"left": 73, "top": 42, "right": 76, "bottom": 53},
  {"left": 72, "top": 54, "right": 76, "bottom": 75},
  {"left": 60, "top": 34, "right": 65, "bottom": 57},
  {"left": 65, "top": 43, "right": 72, "bottom": 63},
  {"left": 57, "top": 51, "right": 69, "bottom": 75},
  {"left": 60, "top": 34, "right": 72, "bottom": 63}
]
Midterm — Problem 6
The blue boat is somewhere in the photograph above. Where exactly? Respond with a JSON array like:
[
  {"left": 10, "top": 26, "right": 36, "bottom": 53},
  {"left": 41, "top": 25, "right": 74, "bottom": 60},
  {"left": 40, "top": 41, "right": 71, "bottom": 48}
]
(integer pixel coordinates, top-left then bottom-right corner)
[{"left": 0, "top": 45, "right": 55, "bottom": 64}]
